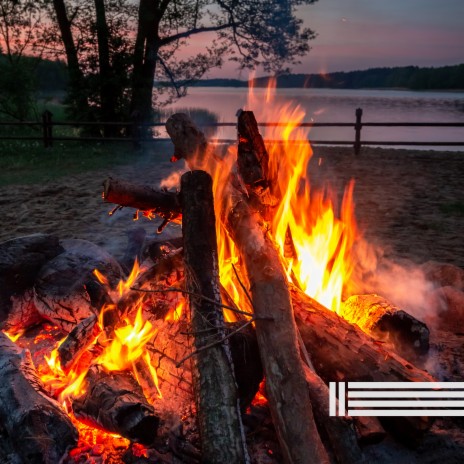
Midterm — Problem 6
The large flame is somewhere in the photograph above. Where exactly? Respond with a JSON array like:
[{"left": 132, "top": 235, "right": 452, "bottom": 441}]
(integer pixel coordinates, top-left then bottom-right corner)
[{"left": 211, "top": 82, "right": 358, "bottom": 314}]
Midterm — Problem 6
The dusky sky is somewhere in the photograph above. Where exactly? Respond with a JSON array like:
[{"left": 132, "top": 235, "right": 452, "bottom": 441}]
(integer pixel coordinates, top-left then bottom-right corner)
[{"left": 203, "top": 0, "right": 464, "bottom": 78}]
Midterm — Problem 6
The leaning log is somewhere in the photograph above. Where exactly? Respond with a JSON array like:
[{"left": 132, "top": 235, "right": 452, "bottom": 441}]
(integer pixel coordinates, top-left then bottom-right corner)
[
  {"left": 181, "top": 170, "right": 249, "bottom": 464},
  {"left": 0, "top": 332, "right": 78, "bottom": 463},
  {"left": 291, "top": 285, "right": 435, "bottom": 441},
  {"left": 72, "top": 365, "right": 159, "bottom": 445},
  {"left": 227, "top": 200, "right": 329, "bottom": 464},
  {"left": 342, "top": 294, "right": 430, "bottom": 357}
]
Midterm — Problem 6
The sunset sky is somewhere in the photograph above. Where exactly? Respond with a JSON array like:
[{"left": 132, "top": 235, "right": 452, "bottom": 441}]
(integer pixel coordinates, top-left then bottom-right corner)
[{"left": 209, "top": 0, "right": 464, "bottom": 78}]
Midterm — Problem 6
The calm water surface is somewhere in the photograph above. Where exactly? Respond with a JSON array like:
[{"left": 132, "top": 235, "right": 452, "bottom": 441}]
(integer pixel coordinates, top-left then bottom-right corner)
[{"left": 166, "top": 87, "right": 464, "bottom": 150}]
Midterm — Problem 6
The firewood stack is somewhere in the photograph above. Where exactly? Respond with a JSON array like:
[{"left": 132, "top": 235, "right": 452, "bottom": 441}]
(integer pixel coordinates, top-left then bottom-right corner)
[
  {"left": 1, "top": 111, "right": 464, "bottom": 463},
  {"left": 99, "top": 112, "right": 444, "bottom": 462}
]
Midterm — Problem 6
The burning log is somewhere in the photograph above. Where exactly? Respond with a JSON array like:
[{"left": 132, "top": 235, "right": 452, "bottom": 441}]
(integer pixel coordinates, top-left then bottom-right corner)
[
  {"left": 291, "top": 285, "right": 435, "bottom": 441},
  {"left": 237, "top": 110, "right": 270, "bottom": 193},
  {"left": 58, "top": 314, "right": 100, "bottom": 373},
  {"left": 0, "top": 332, "right": 78, "bottom": 463},
  {"left": 102, "top": 177, "right": 182, "bottom": 231},
  {"left": 34, "top": 239, "right": 123, "bottom": 332},
  {"left": 0, "top": 234, "right": 63, "bottom": 329},
  {"left": 72, "top": 365, "right": 159, "bottom": 445},
  {"left": 181, "top": 170, "right": 249, "bottom": 464},
  {"left": 227, "top": 200, "right": 329, "bottom": 464},
  {"left": 342, "top": 294, "right": 430, "bottom": 357}
]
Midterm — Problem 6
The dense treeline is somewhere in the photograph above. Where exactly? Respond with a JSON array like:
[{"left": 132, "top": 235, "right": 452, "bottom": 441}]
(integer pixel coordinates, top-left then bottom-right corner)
[{"left": 196, "top": 64, "right": 464, "bottom": 90}]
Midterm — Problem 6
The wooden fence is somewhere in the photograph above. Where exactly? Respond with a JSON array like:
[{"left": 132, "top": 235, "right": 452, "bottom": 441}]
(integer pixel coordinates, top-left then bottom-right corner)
[{"left": 1, "top": 108, "right": 464, "bottom": 155}]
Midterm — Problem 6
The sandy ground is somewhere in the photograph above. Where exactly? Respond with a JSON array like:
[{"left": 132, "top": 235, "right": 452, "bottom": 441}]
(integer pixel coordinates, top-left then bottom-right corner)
[{"left": 0, "top": 145, "right": 463, "bottom": 269}]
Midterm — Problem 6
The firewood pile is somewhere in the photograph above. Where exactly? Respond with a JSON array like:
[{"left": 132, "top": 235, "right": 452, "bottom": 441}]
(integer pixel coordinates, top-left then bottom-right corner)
[{"left": 1, "top": 111, "right": 464, "bottom": 463}]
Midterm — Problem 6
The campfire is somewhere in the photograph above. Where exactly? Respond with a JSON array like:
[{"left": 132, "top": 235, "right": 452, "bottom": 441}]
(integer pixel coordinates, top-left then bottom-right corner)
[{"left": 1, "top": 88, "right": 464, "bottom": 463}]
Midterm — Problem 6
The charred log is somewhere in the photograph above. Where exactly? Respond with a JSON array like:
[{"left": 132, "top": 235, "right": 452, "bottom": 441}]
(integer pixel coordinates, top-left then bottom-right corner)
[
  {"left": 342, "top": 294, "right": 430, "bottom": 357},
  {"left": 102, "top": 177, "right": 182, "bottom": 228},
  {"left": 291, "top": 286, "right": 435, "bottom": 442},
  {"left": 72, "top": 365, "right": 159, "bottom": 445},
  {"left": 58, "top": 314, "right": 100, "bottom": 373},
  {"left": 0, "top": 332, "right": 78, "bottom": 463},
  {"left": 34, "top": 239, "right": 122, "bottom": 332},
  {"left": 166, "top": 113, "right": 209, "bottom": 168},
  {"left": 237, "top": 110, "right": 270, "bottom": 193},
  {"left": 0, "top": 234, "right": 63, "bottom": 327},
  {"left": 181, "top": 170, "right": 248, "bottom": 464}
]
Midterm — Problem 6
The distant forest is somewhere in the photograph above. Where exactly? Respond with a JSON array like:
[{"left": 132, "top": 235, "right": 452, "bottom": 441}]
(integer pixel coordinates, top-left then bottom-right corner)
[
  {"left": 3, "top": 56, "right": 463, "bottom": 94},
  {"left": 195, "top": 64, "right": 464, "bottom": 90}
]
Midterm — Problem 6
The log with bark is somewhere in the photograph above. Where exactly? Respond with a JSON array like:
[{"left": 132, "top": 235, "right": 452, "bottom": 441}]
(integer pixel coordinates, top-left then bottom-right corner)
[
  {"left": 181, "top": 170, "right": 249, "bottom": 464},
  {"left": 291, "top": 285, "right": 435, "bottom": 442},
  {"left": 342, "top": 294, "right": 430, "bottom": 357},
  {"left": 227, "top": 200, "right": 329, "bottom": 464},
  {"left": 103, "top": 177, "right": 181, "bottom": 232},
  {"left": 0, "top": 332, "right": 78, "bottom": 463},
  {"left": 72, "top": 365, "right": 159, "bottom": 445}
]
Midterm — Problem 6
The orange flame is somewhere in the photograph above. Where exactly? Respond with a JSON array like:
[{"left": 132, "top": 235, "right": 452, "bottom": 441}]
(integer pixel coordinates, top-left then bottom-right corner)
[{"left": 209, "top": 84, "right": 358, "bottom": 315}]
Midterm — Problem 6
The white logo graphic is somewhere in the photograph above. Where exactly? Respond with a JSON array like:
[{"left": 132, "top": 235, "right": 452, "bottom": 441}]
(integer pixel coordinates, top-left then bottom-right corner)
[{"left": 329, "top": 382, "right": 464, "bottom": 417}]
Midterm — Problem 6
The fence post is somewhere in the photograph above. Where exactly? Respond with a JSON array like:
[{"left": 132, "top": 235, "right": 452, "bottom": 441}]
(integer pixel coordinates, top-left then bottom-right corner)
[
  {"left": 42, "top": 110, "right": 53, "bottom": 148},
  {"left": 354, "top": 107, "right": 363, "bottom": 155}
]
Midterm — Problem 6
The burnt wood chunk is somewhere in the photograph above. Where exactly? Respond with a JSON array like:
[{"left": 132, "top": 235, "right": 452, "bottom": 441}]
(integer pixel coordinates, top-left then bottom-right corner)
[
  {"left": 72, "top": 365, "right": 159, "bottom": 445},
  {"left": 342, "top": 294, "right": 430, "bottom": 357},
  {"left": 166, "top": 113, "right": 209, "bottom": 168},
  {"left": 0, "top": 332, "right": 78, "bottom": 463},
  {"left": 237, "top": 110, "right": 269, "bottom": 192},
  {"left": 121, "top": 227, "right": 147, "bottom": 275},
  {"left": 227, "top": 200, "right": 329, "bottom": 464},
  {"left": 58, "top": 314, "right": 100, "bottom": 373},
  {"left": 103, "top": 177, "right": 182, "bottom": 227},
  {"left": 0, "top": 234, "right": 64, "bottom": 326},
  {"left": 34, "top": 239, "right": 122, "bottom": 332},
  {"left": 181, "top": 170, "right": 248, "bottom": 464},
  {"left": 291, "top": 285, "right": 434, "bottom": 442}
]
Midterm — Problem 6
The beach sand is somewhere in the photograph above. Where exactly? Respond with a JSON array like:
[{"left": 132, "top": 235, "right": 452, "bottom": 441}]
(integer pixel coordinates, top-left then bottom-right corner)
[{"left": 0, "top": 145, "right": 462, "bottom": 268}]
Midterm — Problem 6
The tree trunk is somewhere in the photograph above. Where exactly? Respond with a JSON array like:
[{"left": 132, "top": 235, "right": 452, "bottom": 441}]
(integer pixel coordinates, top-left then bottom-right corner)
[
  {"left": 130, "top": 0, "right": 160, "bottom": 126},
  {"left": 52, "top": 0, "right": 88, "bottom": 116},
  {"left": 181, "top": 170, "right": 249, "bottom": 464},
  {"left": 94, "top": 0, "right": 118, "bottom": 134},
  {"left": 0, "top": 332, "right": 78, "bottom": 463}
]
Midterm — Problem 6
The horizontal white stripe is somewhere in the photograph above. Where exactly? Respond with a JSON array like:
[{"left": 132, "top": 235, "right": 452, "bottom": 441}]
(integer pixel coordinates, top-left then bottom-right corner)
[
  {"left": 348, "top": 410, "right": 464, "bottom": 417},
  {"left": 349, "top": 400, "right": 464, "bottom": 407},
  {"left": 348, "top": 391, "right": 464, "bottom": 398},
  {"left": 348, "top": 382, "right": 464, "bottom": 389}
]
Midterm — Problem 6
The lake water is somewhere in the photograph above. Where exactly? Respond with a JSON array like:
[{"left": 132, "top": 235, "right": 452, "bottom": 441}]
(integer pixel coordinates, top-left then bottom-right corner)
[{"left": 166, "top": 87, "right": 464, "bottom": 150}]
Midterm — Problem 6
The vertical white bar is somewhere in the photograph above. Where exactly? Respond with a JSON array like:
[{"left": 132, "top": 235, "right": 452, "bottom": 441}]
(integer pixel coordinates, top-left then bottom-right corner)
[
  {"left": 329, "top": 382, "right": 336, "bottom": 416},
  {"left": 339, "top": 382, "right": 346, "bottom": 417}
]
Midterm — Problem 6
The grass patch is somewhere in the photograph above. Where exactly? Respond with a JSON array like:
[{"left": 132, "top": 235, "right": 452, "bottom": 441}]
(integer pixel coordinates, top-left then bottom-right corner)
[
  {"left": 440, "top": 201, "right": 464, "bottom": 216},
  {"left": 0, "top": 140, "right": 157, "bottom": 187}
]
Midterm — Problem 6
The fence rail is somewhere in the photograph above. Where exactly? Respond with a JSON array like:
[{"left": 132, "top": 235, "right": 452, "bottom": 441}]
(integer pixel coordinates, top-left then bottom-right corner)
[{"left": 1, "top": 108, "right": 463, "bottom": 154}]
